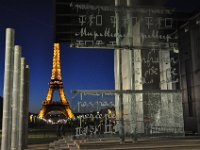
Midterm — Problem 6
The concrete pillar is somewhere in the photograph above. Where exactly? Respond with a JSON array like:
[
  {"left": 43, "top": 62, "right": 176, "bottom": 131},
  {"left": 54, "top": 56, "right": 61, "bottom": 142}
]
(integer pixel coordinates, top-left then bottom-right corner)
[
  {"left": 11, "top": 45, "right": 22, "bottom": 150},
  {"left": 18, "top": 57, "right": 26, "bottom": 150},
  {"left": 24, "top": 65, "right": 30, "bottom": 148},
  {"left": 1, "top": 28, "right": 15, "bottom": 150}
]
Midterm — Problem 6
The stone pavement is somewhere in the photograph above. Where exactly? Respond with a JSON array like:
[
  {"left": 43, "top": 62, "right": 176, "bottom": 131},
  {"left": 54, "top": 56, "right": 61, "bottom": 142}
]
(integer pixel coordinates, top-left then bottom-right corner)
[
  {"left": 26, "top": 136, "right": 200, "bottom": 150},
  {"left": 25, "top": 144, "right": 49, "bottom": 150}
]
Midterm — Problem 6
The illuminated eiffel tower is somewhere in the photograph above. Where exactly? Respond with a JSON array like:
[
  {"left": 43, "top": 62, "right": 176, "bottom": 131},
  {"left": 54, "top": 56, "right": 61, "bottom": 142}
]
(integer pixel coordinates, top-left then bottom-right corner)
[{"left": 38, "top": 43, "right": 74, "bottom": 118}]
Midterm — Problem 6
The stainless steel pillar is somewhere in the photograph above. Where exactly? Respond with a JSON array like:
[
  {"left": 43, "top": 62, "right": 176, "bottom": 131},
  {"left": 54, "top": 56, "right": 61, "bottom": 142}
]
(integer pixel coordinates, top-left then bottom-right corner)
[
  {"left": 18, "top": 57, "right": 26, "bottom": 150},
  {"left": 24, "top": 65, "right": 30, "bottom": 148},
  {"left": 1, "top": 28, "right": 15, "bottom": 150},
  {"left": 115, "top": 0, "right": 125, "bottom": 143},
  {"left": 11, "top": 45, "right": 22, "bottom": 150}
]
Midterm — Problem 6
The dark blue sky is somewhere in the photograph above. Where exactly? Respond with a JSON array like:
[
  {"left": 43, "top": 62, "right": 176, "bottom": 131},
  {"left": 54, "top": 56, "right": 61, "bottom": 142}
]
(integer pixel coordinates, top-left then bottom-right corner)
[{"left": 0, "top": 0, "right": 114, "bottom": 113}]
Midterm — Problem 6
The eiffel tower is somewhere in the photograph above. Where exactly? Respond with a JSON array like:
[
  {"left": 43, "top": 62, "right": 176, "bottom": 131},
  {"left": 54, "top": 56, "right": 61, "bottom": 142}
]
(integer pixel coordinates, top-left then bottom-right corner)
[{"left": 38, "top": 43, "right": 74, "bottom": 119}]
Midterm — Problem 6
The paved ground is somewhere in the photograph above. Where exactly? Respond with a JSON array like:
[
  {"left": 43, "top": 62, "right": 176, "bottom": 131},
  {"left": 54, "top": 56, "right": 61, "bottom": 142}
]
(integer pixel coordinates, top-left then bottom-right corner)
[
  {"left": 26, "top": 136, "right": 200, "bottom": 150},
  {"left": 74, "top": 138, "right": 200, "bottom": 150},
  {"left": 25, "top": 144, "right": 49, "bottom": 150}
]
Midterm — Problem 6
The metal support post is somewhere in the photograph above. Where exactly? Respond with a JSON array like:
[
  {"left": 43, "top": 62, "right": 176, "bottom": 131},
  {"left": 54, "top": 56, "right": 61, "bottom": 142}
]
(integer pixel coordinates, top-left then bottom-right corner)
[
  {"left": 126, "top": 0, "right": 137, "bottom": 142},
  {"left": 24, "top": 65, "right": 30, "bottom": 148},
  {"left": 18, "top": 57, "right": 26, "bottom": 150},
  {"left": 1, "top": 28, "right": 15, "bottom": 150},
  {"left": 115, "top": 0, "right": 125, "bottom": 143},
  {"left": 11, "top": 45, "right": 22, "bottom": 150}
]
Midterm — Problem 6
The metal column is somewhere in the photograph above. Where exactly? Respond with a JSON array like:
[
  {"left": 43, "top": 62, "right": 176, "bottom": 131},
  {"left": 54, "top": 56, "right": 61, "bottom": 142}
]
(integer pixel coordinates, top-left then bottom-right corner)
[
  {"left": 24, "top": 65, "right": 30, "bottom": 148},
  {"left": 18, "top": 57, "right": 26, "bottom": 150},
  {"left": 1, "top": 28, "right": 15, "bottom": 150},
  {"left": 115, "top": 0, "right": 125, "bottom": 143},
  {"left": 11, "top": 45, "right": 22, "bottom": 150}
]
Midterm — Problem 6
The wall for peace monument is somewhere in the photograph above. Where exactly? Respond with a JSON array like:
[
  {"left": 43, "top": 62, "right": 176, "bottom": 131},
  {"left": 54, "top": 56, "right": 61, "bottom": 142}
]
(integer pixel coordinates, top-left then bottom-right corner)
[
  {"left": 113, "top": 3, "right": 184, "bottom": 135},
  {"left": 55, "top": 0, "right": 184, "bottom": 135}
]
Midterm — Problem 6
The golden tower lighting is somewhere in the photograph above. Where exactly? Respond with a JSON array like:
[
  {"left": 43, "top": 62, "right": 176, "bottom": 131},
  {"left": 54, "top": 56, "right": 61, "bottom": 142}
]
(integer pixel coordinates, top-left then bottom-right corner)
[{"left": 38, "top": 43, "right": 74, "bottom": 119}]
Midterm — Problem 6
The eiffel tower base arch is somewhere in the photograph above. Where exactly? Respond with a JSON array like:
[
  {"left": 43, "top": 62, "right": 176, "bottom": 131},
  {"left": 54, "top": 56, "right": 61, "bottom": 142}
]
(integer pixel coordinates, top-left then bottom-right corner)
[{"left": 38, "top": 103, "right": 74, "bottom": 118}]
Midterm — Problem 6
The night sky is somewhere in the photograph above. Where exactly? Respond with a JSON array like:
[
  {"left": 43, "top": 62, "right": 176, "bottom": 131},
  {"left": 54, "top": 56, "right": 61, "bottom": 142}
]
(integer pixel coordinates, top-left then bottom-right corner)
[
  {"left": 0, "top": 0, "right": 200, "bottom": 113},
  {"left": 0, "top": 0, "right": 114, "bottom": 113}
]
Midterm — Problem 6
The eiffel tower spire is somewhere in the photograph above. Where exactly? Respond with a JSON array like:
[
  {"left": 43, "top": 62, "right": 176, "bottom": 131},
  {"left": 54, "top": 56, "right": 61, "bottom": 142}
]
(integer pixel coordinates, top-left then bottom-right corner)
[
  {"left": 38, "top": 43, "right": 74, "bottom": 119},
  {"left": 51, "top": 43, "right": 62, "bottom": 81}
]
